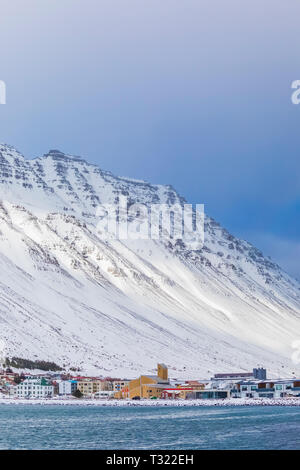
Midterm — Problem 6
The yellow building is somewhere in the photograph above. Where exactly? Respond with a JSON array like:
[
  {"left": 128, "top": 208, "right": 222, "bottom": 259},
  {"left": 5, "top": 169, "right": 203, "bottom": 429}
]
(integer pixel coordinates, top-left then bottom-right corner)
[
  {"left": 77, "top": 379, "right": 112, "bottom": 396},
  {"left": 129, "top": 363, "right": 170, "bottom": 399},
  {"left": 157, "top": 363, "right": 168, "bottom": 381}
]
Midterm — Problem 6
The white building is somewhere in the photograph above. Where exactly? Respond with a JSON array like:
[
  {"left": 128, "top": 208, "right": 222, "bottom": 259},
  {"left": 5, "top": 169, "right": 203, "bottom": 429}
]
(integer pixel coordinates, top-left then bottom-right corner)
[
  {"left": 14, "top": 377, "right": 54, "bottom": 398},
  {"left": 94, "top": 390, "right": 115, "bottom": 399},
  {"left": 273, "top": 379, "right": 300, "bottom": 398},
  {"left": 231, "top": 378, "right": 300, "bottom": 399},
  {"left": 232, "top": 381, "right": 260, "bottom": 398},
  {"left": 59, "top": 380, "right": 77, "bottom": 395}
]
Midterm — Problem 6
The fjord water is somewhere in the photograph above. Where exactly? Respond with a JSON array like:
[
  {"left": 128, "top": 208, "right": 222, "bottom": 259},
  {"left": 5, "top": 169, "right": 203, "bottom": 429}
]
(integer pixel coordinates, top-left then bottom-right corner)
[{"left": 0, "top": 405, "right": 299, "bottom": 450}]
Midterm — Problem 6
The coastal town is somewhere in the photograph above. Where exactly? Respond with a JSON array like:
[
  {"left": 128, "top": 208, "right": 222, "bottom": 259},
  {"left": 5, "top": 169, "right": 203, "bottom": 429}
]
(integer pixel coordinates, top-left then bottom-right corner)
[{"left": 0, "top": 363, "right": 300, "bottom": 402}]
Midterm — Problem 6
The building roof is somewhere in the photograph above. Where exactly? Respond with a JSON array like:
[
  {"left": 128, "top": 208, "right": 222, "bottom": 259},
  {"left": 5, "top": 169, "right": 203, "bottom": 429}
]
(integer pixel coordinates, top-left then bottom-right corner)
[
  {"left": 214, "top": 372, "right": 253, "bottom": 379},
  {"left": 143, "top": 375, "right": 169, "bottom": 383},
  {"left": 143, "top": 383, "right": 170, "bottom": 389},
  {"left": 259, "top": 378, "right": 300, "bottom": 384},
  {"left": 162, "top": 388, "right": 194, "bottom": 391},
  {"left": 185, "top": 380, "right": 207, "bottom": 385},
  {"left": 237, "top": 381, "right": 258, "bottom": 385}
]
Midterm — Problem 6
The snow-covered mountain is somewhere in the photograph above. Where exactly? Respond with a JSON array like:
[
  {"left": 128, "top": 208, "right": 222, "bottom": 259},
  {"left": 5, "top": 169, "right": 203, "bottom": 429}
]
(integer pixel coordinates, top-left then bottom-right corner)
[{"left": 0, "top": 143, "right": 299, "bottom": 379}]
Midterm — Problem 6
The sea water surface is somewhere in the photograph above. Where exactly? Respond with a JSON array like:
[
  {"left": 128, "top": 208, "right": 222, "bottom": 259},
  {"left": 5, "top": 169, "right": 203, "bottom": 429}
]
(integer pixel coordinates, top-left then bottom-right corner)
[{"left": 0, "top": 405, "right": 299, "bottom": 450}]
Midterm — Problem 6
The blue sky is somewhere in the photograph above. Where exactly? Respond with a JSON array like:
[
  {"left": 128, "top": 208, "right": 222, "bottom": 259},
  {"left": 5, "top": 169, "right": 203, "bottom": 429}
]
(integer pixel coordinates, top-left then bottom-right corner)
[{"left": 0, "top": 0, "right": 299, "bottom": 278}]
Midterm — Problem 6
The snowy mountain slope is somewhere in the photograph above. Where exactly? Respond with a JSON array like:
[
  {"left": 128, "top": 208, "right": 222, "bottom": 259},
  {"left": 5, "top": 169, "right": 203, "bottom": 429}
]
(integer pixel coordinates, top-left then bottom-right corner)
[{"left": 0, "top": 143, "right": 299, "bottom": 378}]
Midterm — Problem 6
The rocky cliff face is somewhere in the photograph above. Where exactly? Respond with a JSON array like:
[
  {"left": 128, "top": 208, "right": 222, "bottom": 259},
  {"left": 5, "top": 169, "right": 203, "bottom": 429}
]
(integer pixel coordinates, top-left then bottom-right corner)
[{"left": 0, "top": 143, "right": 299, "bottom": 378}]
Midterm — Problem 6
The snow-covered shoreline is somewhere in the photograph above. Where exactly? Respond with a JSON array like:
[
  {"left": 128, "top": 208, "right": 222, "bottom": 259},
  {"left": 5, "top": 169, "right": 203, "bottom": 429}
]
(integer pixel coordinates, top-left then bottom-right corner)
[{"left": 1, "top": 397, "right": 300, "bottom": 407}]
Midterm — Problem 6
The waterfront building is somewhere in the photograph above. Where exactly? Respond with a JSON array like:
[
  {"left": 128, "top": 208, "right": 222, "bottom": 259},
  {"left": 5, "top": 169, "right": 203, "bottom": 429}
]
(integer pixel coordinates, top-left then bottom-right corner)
[
  {"left": 161, "top": 388, "right": 195, "bottom": 399},
  {"left": 231, "top": 378, "right": 300, "bottom": 399},
  {"left": 273, "top": 379, "right": 300, "bottom": 398},
  {"left": 186, "top": 390, "right": 229, "bottom": 399},
  {"left": 77, "top": 378, "right": 113, "bottom": 396},
  {"left": 94, "top": 390, "right": 115, "bottom": 399},
  {"left": 58, "top": 380, "right": 77, "bottom": 395},
  {"left": 129, "top": 363, "right": 170, "bottom": 399},
  {"left": 14, "top": 377, "right": 54, "bottom": 398}
]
